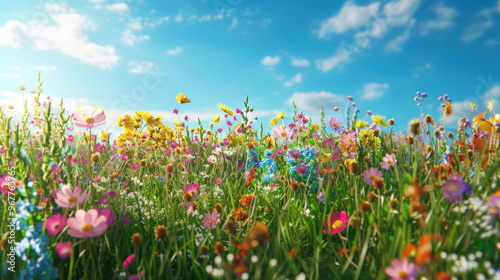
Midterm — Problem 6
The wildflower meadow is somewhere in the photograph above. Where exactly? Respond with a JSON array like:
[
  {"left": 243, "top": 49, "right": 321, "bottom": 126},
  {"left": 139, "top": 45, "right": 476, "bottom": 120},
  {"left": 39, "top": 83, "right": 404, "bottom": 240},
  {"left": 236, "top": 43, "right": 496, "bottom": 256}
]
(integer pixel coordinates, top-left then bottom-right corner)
[{"left": 0, "top": 71, "right": 499, "bottom": 280}]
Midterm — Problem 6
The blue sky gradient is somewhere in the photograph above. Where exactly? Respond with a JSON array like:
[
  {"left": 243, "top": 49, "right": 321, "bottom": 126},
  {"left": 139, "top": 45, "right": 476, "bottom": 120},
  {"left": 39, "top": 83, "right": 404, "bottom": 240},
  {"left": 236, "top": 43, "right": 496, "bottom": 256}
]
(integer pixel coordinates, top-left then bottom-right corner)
[{"left": 1, "top": 0, "right": 500, "bottom": 135}]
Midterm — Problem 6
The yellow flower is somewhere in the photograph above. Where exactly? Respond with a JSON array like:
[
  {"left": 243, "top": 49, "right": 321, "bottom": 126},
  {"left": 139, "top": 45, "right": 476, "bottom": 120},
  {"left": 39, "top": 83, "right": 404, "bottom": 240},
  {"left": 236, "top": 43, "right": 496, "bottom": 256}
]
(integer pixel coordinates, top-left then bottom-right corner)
[
  {"left": 8, "top": 105, "right": 13, "bottom": 110},
  {"left": 19, "top": 85, "right": 25, "bottom": 91},
  {"left": 472, "top": 112, "right": 486, "bottom": 127},
  {"left": 444, "top": 101, "right": 452, "bottom": 117},
  {"left": 118, "top": 114, "right": 135, "bottom": 131},
  {"left": 263, "top": 137, "right": 275, "bottom": 149},
  {"left": 174, "top": 121, "right": 181, "bottom": 127},
  {"left": 101, "top": 131, "right": 109, "bottom": 141},
  {"left": 487, "top": 101, "right": 494, "bottom": 112},
  {"left": 219, "top": 103, "right": 229, "bottom": 113},
  {"left": 355, "top": 120, "right": 368, "bottom": 129},
  {"left": 358, "top": 129, "right": 373, "bottom": 146},
  {"left": 470, "top": 102, "right": 477, "bottom": 111},
  {"left": 227, "top": 110, "right": 235, "bottom": 116},
  {"left": 140, "top": 111, "right": 156, "bottom": 126},
  {"left": 371, "top": 115, "right": 388, "bottom": 127},
  {"left": 176, "top": 93, "right": 191, "bottom": 104},
  {"left": 310, "top": 123, "right": 320, "bottom": 131},
  {"left": 213, "top": 115, "right": 220, "bottom": 123},
  {"left": 276, "top": 112, "right": 286, "bottom": 119},
  {"left": 269, "top": 117, "right": 279, "bottom": 126}
]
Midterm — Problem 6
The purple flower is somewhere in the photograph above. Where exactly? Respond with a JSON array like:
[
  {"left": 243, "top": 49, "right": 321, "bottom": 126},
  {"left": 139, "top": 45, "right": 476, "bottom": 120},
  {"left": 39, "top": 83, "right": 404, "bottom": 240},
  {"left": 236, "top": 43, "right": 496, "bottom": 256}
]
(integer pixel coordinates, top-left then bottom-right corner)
[
  {"left": 296, "top": 164, "right": 308, "bottom": 176},
  {"left": 486, "top": 193, "right": 500, "bottom": 219},
  {"left": 329, "top": 118, "right": 343, "bottom": 132},
  {"left": 317, "top": 192, "right": 325, "bottom": 203},
  {"left": 130, "top": 163, "right": 139, "bottom": 170},
  {"left": 441, "top": 174, "right": 472, "bottom": 203},
  {"left": 98, "top": 197, "right": 109, "bottom": 205},
  {"left": 290, "top": 150, "right": 301, "bottom": 161},
  {"left": 362, "top": 168, "right": 383, "bottom": 185},
  {"left": 94, "top": 143, "right": 103, "bottom": 152}
]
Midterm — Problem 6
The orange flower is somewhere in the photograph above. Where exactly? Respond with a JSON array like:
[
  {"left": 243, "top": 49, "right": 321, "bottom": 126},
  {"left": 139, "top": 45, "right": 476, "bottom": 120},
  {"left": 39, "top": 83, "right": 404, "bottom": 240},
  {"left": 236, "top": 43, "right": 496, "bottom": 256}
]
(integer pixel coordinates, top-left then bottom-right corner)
[
  {"left": 245, "top": 168, "right": 256, "bottom": 185},
  {"left": 444, "top": 101, "right": 452, "bottom": 117},
  {"left": 232, "top": 207, "right": 248, "bottom": 221},
  {"left": 239, "top": 194, "right": 254, "bottom": 207},
  {"left": 403, "top": 234, "right": 443, "bottom": 266}
]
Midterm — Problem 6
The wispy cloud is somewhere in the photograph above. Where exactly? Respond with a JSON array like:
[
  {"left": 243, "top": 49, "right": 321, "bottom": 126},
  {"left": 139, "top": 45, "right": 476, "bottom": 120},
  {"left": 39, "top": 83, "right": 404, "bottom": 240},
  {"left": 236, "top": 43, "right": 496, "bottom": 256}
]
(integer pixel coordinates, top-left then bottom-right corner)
[
  {"left": 315, "top": 1, "right": 380, "bottom": 37},
  {"left": 316, "top": 50, "right": 349, "bottom": 72},
  {"left": 291, "top": 57, "right": 310, "bottom": 67},
  {"left": 284, "top": 73, "right": 302, "bottom": 88},
  {"left": 167, "top": 46, "right": 183, "bottom": 55},
  {"left": 462, "top": 8, "right": 495, "bottom": 43},
  {"left": 128, "top": 61, "right": 156, "bottom": 74},
  {"left": 287, "top": 91, "right": 344, "bottom": 112},
  {"left": 421, "top": 4, "right": 458, "bottom": 35},
  {"left": 261, "top": 56, "right": 280, "bottom": 66},
  {"left": 359, "top": 83, "right": 389, "bottom": 100},
  {"left": 105, "top": 3, "right": 130, "bottom": 14}
]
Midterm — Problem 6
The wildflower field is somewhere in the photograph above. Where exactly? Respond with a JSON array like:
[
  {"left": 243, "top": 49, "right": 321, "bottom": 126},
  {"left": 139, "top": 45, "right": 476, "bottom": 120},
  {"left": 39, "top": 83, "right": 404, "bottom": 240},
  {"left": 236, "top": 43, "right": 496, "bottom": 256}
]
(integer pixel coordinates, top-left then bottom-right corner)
[{"left": 1, "top": 74, "right": 500, "bottom": 280}]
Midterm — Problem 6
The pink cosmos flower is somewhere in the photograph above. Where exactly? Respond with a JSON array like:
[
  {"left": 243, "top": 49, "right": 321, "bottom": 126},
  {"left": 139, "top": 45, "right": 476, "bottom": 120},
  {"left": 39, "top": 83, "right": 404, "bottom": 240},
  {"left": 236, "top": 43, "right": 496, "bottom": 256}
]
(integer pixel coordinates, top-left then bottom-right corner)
[
  {"left": 184, "top": 183, "right": 200, "bottom": 198},
  {"left": 123, "top": 254, "right": 135, "bottom": 268},
  {"left": 72, "top": 108, "right": 106, "bottom": 128},
  {"left": 46, "top": 213, "right": 67, "bottom": 236},
  {"left": 385, "top": 258, "right": 418, "bottom": 280},
  {"left": 363, "top": 168, "right": 383, "bottom": 185},
  {"left": 272, "top": 125, "right": 291, "bottom": 140},
  {"left": 207, "top": 155, "right": 217, "bottom": 163},
  {"left": 56, "top": 241, "right": 73, "bottom": 259},
  {"left": 380, "top": 154, "right": 397, "bottom": 169},
  {"left": 55, "top": 185, "right": 88, "bottom": 208},
  {"left": 67, "top": 209, "right": 109, "bottom": 238},
  {"left": 203, "top": 212, "right": 220, "bottom": 229},
  {"left": 0, "top": 175, "right": 21, "bottom": 195},
  {"left": 323, "top": 211, "right": 348, "bottom": 235},
  {"left": 51, "top": 164, "right": 62, "bottom": 176},
  {"left": 215, "top": 178, "right": 222, "bottom": 185},
  {"left": 121, "top": 153, "right": 129, "bottom": 161}
]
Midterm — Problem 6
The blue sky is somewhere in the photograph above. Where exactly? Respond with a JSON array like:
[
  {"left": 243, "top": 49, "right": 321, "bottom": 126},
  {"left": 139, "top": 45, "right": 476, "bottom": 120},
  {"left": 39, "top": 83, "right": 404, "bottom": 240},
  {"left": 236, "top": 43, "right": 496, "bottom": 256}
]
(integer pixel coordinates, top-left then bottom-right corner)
[{"left": 1, "top": 0, "right": 500, "bottom": 135}]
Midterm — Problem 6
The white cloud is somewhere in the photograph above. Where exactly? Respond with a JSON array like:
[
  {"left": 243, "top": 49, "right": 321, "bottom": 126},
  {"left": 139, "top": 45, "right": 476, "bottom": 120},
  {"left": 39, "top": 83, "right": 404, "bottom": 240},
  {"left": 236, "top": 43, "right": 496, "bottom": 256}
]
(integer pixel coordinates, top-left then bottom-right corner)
[
  {"left": 286, "top": 91, "right": 344, "bottom": 112},
  {"left": 121, "top": 29, "right": 149, "bottom": 46},
  {"left": 315, "top": 1, "right": 380, "bottom": 37},
  {"left": 0, "top": 73, "right": 21, "bottom": 79},
  {"left": 315, "top": 50, "right": 349, "bottom": 72},
  {"left": 167, "top": 46, "right": 182, "bottom": 55},
  {"left": 359, "top": 83, "right": 389, "bottom": 100},
  {"left": 284, "top": 73, "right": 302, "bottom": 88},
  {"left": 291, "top": 57, "right": 310, "bottom": 67},
  {"left": 462, "top": 9, "right": 494, "bottom": 43},
  {"left": 484, "top": 85, "right": 500, "bottom": 99},
  {"left": 105, "top": 3, "right": 129, "bottom": 14},
  {"left": 421, "top": 4, "right": 458, "bottom": 35},
  {"left": 94, "top": 4, "right": 102, "bottom": 10},
  {"left": 128, "top": 61, "right": 156, "bottom": 74},
  {"left": 385, "top": 28, "right": 410, "bottom": 52},
  {"left": 315, "top": 0, "right": 420, "bottom": 72},
  {"left": 90, "top": 0, "right": 105, "bottom": 3},
  {"left": 34, "top": 66, "right": 57, "bottom": 72},
  {"left": 0, "top": 4, "right": 120, "bottom": 69},
  {"left": 229, "top": 18, "right": 238, "bottom": 31},
  {"left": 175, "top": 14, "right": 183, "bottom": 22},
  {"left": 484, "top": 39, "right": 500, "bottom": 46},
  {"left": 261, "top": 56, "right": 280, "bottom": 66}
]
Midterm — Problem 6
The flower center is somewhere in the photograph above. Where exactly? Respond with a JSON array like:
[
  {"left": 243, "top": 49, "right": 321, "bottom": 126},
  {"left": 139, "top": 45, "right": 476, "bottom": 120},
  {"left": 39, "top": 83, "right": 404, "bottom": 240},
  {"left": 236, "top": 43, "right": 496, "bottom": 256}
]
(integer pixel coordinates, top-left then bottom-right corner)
[
  {"left": 398, "top": 271, "right": 408, "bottom": 278},
  {"left": 67, "top": 196, "right": 78, "bottom": 203},
  {"left": 86, "top": 117, "right": 95, "bottom": 124},
  {"left": 387, "top": 160, "right": 392, "bottom": 164},
  {"left": 209, "top": 219, "right": 213, "bottom": 225},
  {"left": 281, "top": 132, "right": 287, "bottom": 137},
  {"left": 2, "top": 184, "right": 9, "bottom": 190},
  {"left": 369, "top": 175, "right": 376, "bottom": 181},
  {"left": 450, "top": 185, "right": 457, "bottom": 191},
  {"left": 82, "top": 224, "right": 94, "bottom": 232},
  {"left": 332, "top": 220, "right": 344, "bottom": 230}
]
